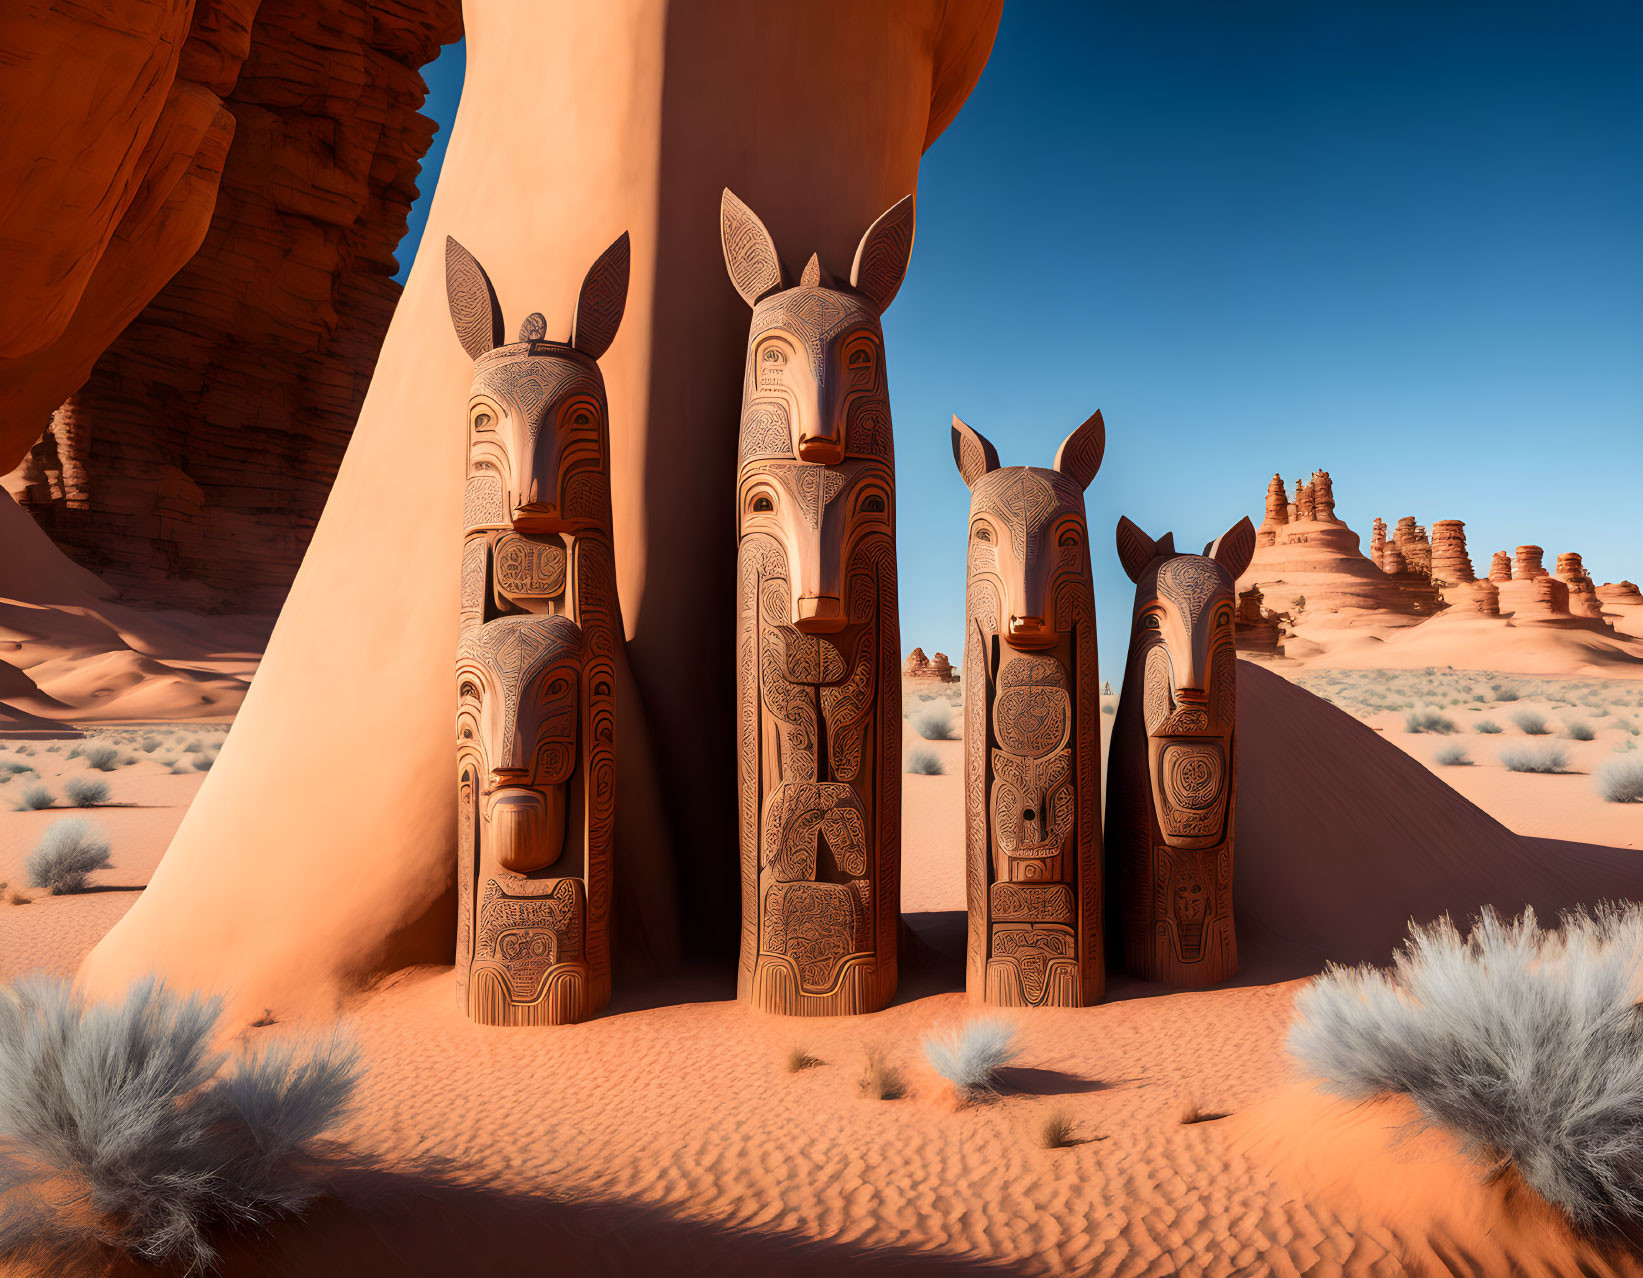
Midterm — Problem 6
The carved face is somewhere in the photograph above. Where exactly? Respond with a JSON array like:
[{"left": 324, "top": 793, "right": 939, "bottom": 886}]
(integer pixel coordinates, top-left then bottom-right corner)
[
  {"left": 1116, "top": 516, "right": 1255, "bottom": 852},
  {"left": 463, "top": 344, "right": 608, "bottom": 535},
  {"left": 966, "top": 467, "right": 1090, "bottom": 649},
  {"left": 739, "top": 457, "right": 893, "bottom": 632}
]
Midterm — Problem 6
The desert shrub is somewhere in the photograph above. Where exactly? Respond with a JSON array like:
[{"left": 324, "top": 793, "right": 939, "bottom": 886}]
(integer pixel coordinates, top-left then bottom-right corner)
[
  {"left": 1616, "top": 718, "right": 1640, "bottom": 736},
  {"left": 1595, "top": 758, "right": 1643, "bottom": 804},
  {"left": 14, "top": 746, "right": 33, "bottom": 757},
  {"left": 82, "top": 744, "right": 119, "bottom": 772},
  {"left": 1289, "top": 907, "right": 1643, "bottom": 1233},
  {"left": 169, "top": 761, "right": 194, "bottom": 775},
  {"left": 1035, "top": 1106, "right": 1078, "bottom": 1149},
  {"left": 912, "top": 707, "right": 957, "bottom": 741},
  {"left": 905, "top": 749, "right": 944, "bottom": 776},
  {"left": 923, "top": 1017, "right": 1019, "bottom": 1097},
  {"left": 1404, "top": 708, "right": 1457, "bottom": 735},
  {"left": 1102, "top": 704, "right": 1115, "bottom": 715},
  {"left": 14, "top": 785, "right": 54, "bottom": 812},
  {"left": 140, "top": 736, "right": 162, "bottom": 753},
  {"left": 44, "top": 745, "right": 59, "bottom": 754},
  {"left": 1, "top": 761, "right": 32, "bottom": 775},
  {"left": 1511, "top": 710, "right": 1549, "bottom": 735},
  {"left": 63, "top": 776, "right": 111, "bottom": 808},
  {"left": 917, "top": 692, "right": 935, "bottom": 702},
  {"left": 1564, "top": 721, "right": 1596, "bottom": 741},
  {"left": 182, "top": 739, "right": 204, "bottom": 754},
  {"left": 1433, "top": 743, "right": 1471, "bottom": 766},
  {"left": 24, "top": 819, "right": 112, "bottom": 894},
  {"left": 1179, "top": 1098, "right": 1230, "bottom": 1125},
  {"left": 192, "top": 750, "right": 219, "bottom": 773},
  {"left": 0, "top": 974, "right": 359, "bottom": 1271},
  {"left": 785, "top": 1046, "right": 823, "bottom": 1073},
  {"left": 1500, "top": 742, "right": 1570, "bottom": 774},
  {"left": 1493, "top": 684, "right": 1521, "bottom": 702},
  {"left": 858, "top": 1048, "right": 905, "bottom": 1101},
  {"left": 1474, "top": 719, "right": 1503, "bottom": 734}
]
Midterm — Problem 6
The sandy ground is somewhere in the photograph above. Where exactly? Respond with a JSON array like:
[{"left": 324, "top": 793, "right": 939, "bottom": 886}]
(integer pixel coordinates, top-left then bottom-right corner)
[{"left": 2, "top": 675, "right": 1640, "bottom": 1274}]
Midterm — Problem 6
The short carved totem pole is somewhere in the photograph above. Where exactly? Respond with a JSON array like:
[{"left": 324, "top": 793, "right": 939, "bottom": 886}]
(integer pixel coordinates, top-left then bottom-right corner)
[
  {"left": 951, "top": 413, "right": 1107, "bottom": 1008},
  {"left": 722, "top": 188, "right": 911, "bottom": 1016},
  {"left": 446, "top": 233, "right": 629, "bottom": 1025},
  {"left": 1106, "top": 516, "right": 1255, "bottom": 987}
]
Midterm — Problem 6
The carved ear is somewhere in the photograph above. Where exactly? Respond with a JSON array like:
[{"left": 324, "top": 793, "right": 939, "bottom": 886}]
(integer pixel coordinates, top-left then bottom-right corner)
[
  {"left": 445, "top": 236, "right": 504, "bottom": 360},
  {"left": 1207, "top": 516, "right": 1257, "bottom": 580},
  {"left": 721, "top": 188, "right": 785, "bottom": 307},
  {"left": 950, "top": 414, "right": 999, "bottom": 489},
  {"left": 850, "top": 194, "right": 915, "bottom": 312},
  {"left": 1052, "top": 409, "right": 1105, "bottom": 491},
  {"left": 1116, "top": 516, "right": 1161, "bottom": 583},
  {"left": 570, "top": 231, "right": 630, "bottom": 360}
]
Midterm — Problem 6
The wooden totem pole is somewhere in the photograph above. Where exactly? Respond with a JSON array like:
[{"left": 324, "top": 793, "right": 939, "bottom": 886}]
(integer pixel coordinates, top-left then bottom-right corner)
[
  {"left": 951, "top": 413, "right": 1107, "bottom": 1008},
  {"left": 1106, "top": 516, "right": 1255, "bottom": 987},
  {"left": 723, "top": 188, "right": 911, "bottom": 1016},
  {"left": 446, "top": 234, "right": 629, "bottom": 1025}
]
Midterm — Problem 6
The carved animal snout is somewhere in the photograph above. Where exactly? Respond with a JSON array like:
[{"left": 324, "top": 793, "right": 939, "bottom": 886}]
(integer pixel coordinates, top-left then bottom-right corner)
[
  {"left": 794, "top": 594, "right": 845, "bottom": 633},
  {"left": 797, "top": 431, "right": 845, "bottom": 465},
  {"left": 1006, "top": 614, "right": 1054, "bottom": 650}
]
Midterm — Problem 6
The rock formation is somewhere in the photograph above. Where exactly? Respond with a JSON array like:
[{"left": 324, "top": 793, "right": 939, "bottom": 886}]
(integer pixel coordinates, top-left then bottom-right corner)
[
  {"left": 1555, "top": 553, "right": 1604, "bottom": 620},
  {"left": 904, "top": 647, "right": 957, "bottom": 681},
  {"left": 1292, "top": 477, "right": 1315, "bottom": 523},
  {"left": 1598, "top": 581, "right": 1642, "bottom": 605},
  {"left": 1514, "top": 545, "right": 1548, "bottom": 579},
  {"left": 1393, "top": 517, "right": 1432, "bottom": 577},
  {"left": 1110, "top": 516, "right": 1255, "bottom": 987},
  {"left": 1464, "top": 580, "right": 1500, "bottom": 616},
  {"left": 1311, "top": 469, "right": 1336, "bottom": 522},
  {"left": 1256, "top": 474, "right": 1288, "bottom": 547},
  {"left": 1428, "top": 519, "right": 1474, "bottom": 586},
  {"left": 1234, "top": 585, "right": 1283, "bottom": 653},
  {"left": 952, "top": 412, "right": 1106, "bottom": 1008},
  {"left": 7, "top": 0, "right": 462, "bottom": 612},
  {"left": 1489, "top": 551, "right": 1512, "bottom": 582},
  {"left": 1370, "top": 517, "right": 1386, "bottom": 562},
  {"left": 728, "top": 189, "right": 911, "bottom": 1016}
]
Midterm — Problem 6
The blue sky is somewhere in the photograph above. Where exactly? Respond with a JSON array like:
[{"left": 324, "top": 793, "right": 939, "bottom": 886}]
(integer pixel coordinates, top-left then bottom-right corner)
[{"left": 399, "top": 2, "right": 1642, "bottom": 681}]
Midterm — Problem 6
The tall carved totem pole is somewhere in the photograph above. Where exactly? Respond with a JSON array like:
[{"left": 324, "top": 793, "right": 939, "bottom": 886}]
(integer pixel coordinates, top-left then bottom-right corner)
[
  {"left": 446, "top": 234, "right": 630, "bottom": 1025},
  {"left": 723, "top": 189, "right": 911, "bottom": 1016},
  {"left": 1107, "top": 516, "right": 1255, "bottom": 987},
  {"left": 951, "top": 413, "right": 1107, "bottom": 1008}
]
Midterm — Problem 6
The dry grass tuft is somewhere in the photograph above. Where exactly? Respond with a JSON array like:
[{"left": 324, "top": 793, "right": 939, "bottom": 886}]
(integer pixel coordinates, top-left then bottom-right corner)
[
  {"left": 857, "top": 1047, "right": 905, "bottom": 1101},
  {"left": 785, "top": 1046, "right": 824, "bottom": 1073},
  {"left": 1035, "top": 1106, "right": 1079, "bottom": 1148}
]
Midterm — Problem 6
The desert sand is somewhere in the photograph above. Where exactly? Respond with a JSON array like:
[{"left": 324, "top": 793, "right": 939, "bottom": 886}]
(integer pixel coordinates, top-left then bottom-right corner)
[{"left": 6, "top": 662, "right": 1641, "bottom": 1274}]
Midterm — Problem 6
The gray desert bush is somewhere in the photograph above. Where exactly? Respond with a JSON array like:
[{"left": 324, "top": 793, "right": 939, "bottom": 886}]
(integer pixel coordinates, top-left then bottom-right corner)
[
  {"left": 0, "top": 974, "right": 359, "bottom": 1272},
  {"left": 912, "top": 707, "right": 957, "bottom": 741},
  {"left": 858, "top": 1048, "right": 905, "bottom": 1101},
  {"left": 1473, "top": 719, "right": 1503, "bottom": 734},
  {"left": 1616, "top": 718, "right": 1640, "bottom": 736},
  {"left": 82, "top": 744, "right": 119, "bottom": 772},
  {"left": 1035, "top": 1106, "right": 1078, "bottom": 1149},
  {"left": 1511, "top": 710, "right": 1549, "bottom": 735},
  {"left": 14, "top": 784, "right": 54, "bottom": 812},
  {"left": 1, "top": 761, "right": 32, "bottom": 775},
  {"left": 1433, "top": 743, "right": 1470, "bottom": 766},
  {"left": 183, "top": 738, "right": 205, "bottom": 754},
  {"left": 193, "top": 750, "right": 219, "bottom": 773},
  {"left": 1564, "top": 720, "right": 1596, "bottom": 741},
  {"left": 1102, "top": 704, "right": 1115, "bottom": 715},
  {"left": 1493, "top": 684, "right": 1521, "bottom": 702},
  {"left": 905, "top": 749, "right": 944, "bottom": 776},
  {"left": 140, "top": 736, "right": 162, "bottom": 753},
  {"left": 922, "top": 1017, "right": 1019, "bottom": 1097},
  {"left": 1288, "top": 906, "right": 1643, "bottom": 1233},
  {"left": 1403, "top": 709, "right": 1456, "bottom": 734},
  {"left": 1595, "top": 758, "right": 1643, "bottom": 804},
  {"left": 1499, "top": 742, "right": 1570, "bottom": 774},
  {"left": 25, "top": 819, "right": 112, "bottom": 894},
  {"left": 63, "top": 776, "right": 111, "bottom": 807}
]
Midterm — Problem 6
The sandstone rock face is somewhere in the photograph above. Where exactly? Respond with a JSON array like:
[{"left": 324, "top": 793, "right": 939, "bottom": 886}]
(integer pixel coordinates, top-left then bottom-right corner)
[
  {"left": 1515, "top": 545, "right": 1548, "bottom": 579},
  {"left": 1428, "top": 519, "right": 1474, "bottom": 586},
  {"left": 7, "top": 0, "right": 462, "bottom": 612},
  {"left": 1557, "top": 553, "right": 1604, "bottom": 620},
  {"left": 1489, "top": 550, "right": 1512, "bottom": 582},
  {"left": 1465, "top": 580, "right": 1500, "bottom": 616},
  {"left": 1393, "top": 517, "right": 1432, "bottom": 577},
  {"left": 1256, "top": 474, "right": 1288, "bottom": 546},
  {"left": 1598, "top": 581, "right": 1643, "bottom": 604},
  {"left": 1370, "top": 517, "right": 1386, "bottom": 562},
  {"left": 0, "top": 0, "right": 245, "bottom": 472},
  {"left": 904, "top": 647, "right": 956, "bottom": 681}
]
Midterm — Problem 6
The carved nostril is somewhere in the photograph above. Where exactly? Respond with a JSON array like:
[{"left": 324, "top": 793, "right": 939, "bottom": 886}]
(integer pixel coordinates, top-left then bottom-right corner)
[{"left": 1022, "top": 808, "right": 1036, "bottom": 822}]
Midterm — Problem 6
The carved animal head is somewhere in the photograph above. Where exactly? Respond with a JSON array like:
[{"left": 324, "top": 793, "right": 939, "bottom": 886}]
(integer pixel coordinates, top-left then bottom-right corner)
[
  {"left": 725, "top": 189, "right": 911, "bottom": 633},
  {"left": 445, "top": 235, "right": 629, "bottom": 535},
  {"left": 951, "top": 412, "right": 1105, "bottom": 649},
  {"left": 1115, "top": 516, "right": 1255, "bottom": 850}
]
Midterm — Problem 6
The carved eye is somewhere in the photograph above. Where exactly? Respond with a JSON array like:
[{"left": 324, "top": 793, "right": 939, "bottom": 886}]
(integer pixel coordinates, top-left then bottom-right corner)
[
  {"left": 761, "top": 348, "right": 786, "bottom": 366},
  {"left": 1059, "top": 527, "right": 1082, "bottom": 547},
  {"left": 752, "top": 495, "right": 774, "bottom": 513},
  {"left": 573, "top": 411, "right": 590, "bottom": 425},
  {"left": 1141, "top": 613, "right": 1162, "bottom": 630},
  {"left": 473, "top": 412, "right": 493, "bottom": 431},
  {"left": 849, "top": 349, "right": 870, "bottom": 367},
  {"left": 460, "top": 682, "right": 478, "bottom": 699},
  {"left": 973, "top": 525, "right": 993, "bottom": 543},
  {"left": 862, "top": 495, "right": 885, "bottom": 514},
  {"left": 462, "top": 728, "right": 473, "bottom": 739}
]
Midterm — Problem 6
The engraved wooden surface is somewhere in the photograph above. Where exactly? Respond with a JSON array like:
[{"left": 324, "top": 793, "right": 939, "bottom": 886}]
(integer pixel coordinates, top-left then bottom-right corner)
[
  {"left": 1107, "top": 515, "right": 1255, "bottom": 987},
  {"left": 726, "top": 190, "right": 911, "bottom": 1016},
  {"left": 952, "top": 412, "right": 1106, "bottom": 1008}
]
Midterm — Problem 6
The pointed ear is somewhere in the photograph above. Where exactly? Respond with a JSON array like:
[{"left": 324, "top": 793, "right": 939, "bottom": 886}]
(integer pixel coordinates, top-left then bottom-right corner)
[
  {"left": 721, "top": 188, "right": 785, "bottom": 306},
  {"left": 850, "top": 194, "right": 915, "bottom": 312},
  {"left": 1052, "top": 409, "right": 1105, "bottom": 490},
  {"left": 1116, "top": 516, "right": 1159, "bottom": 583},
  {"left": 1208, "top": 516, "right": 1256, "bottom": 580},
  {"left": 950, "top": 414, "right": 999, "bottom": 489},
  {"left": 570, "top": 232, "right": 630, "bottom": 360},
  {"left": 445, "top": 236, "right": 504, "bottom": 360}
]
